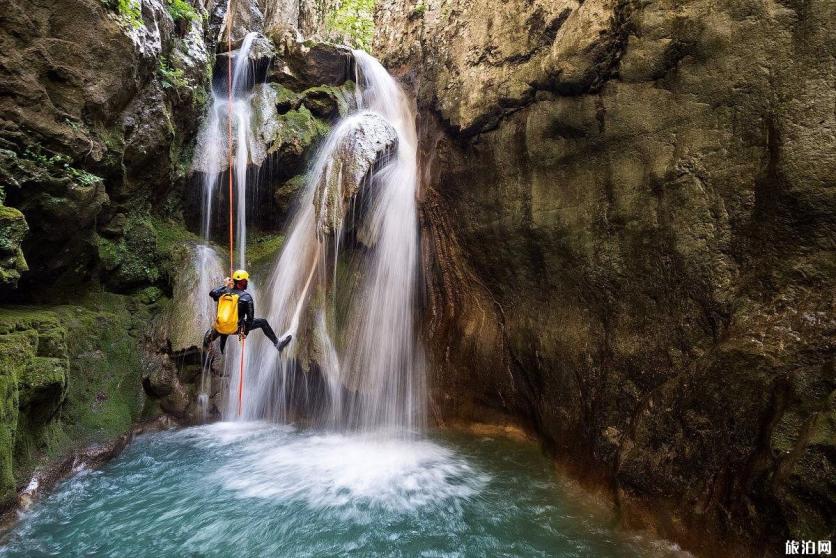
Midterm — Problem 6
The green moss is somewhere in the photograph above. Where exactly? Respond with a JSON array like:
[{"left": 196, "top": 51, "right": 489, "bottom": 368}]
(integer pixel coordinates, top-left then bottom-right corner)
[
  {"left": 324, "top": 0, "right": 375, "bottom": 51},
  {"left": 101, "top": 0, "right": 143, "bottom": 29},
  {"left": 165, "top": 0, "right": 198, "bottom": 23},
  {"left": 271, "top": 106, "right": 331, "bottom": 155},
  {"left": 158, "top": 58, "right": 189, "bottom": 93},
  {"left": 0, "top": 298, "right": 149, "bottom": 482},
  {"left": 97, "top": 215, "right": 163, "bottom": 289},
  {"left": 300, "top": 85, "right": 354, "bottom": 119},
  {"left": 0, "top": 374, "right": 19, "bottom": 503},
  {"left": 273, "top": 83, "right": 299, "bottom": 107},
  {"left": 52, "top": 297, "right": 147, "bottom": 443},
  {"left": 248, "top": 234, "right": 286, "bottom": 271},
  {"left": 17, "top": 146, "right": 103, "bottom": 188},
  {"left": 274, "top": 174, "right": 308, "bottom": 214},
  {"left": 0, "top": 308, "right": 68, "bottom": 504},
  {"left": 0, "top": 204, "right": 28, "bottom": 288},
  {"left": 19, "top": 357, "right": 67, "bottom": 396}
]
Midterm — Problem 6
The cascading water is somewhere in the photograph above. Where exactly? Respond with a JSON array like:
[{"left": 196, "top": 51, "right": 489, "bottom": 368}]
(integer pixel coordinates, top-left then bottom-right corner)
[
  {"left": 232, "top": 51, "right": 425, "bottom": 434},
  {"left": 192, "top": 31, "right": 265, "bottom": 414},
  {"left": 194, "top": 31, "right": 259, "bottom": 268},
  {"left": 0, "top": 27, "right": 692, "bottom": 558}
]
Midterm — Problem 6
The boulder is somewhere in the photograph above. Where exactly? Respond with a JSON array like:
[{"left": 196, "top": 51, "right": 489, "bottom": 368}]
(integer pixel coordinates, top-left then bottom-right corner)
[
  {"left": 270, "top": 39, "right": 354, "bottom": 91},
  {"left": 313, "top": 112, "right": 398, "bottom": 237}
]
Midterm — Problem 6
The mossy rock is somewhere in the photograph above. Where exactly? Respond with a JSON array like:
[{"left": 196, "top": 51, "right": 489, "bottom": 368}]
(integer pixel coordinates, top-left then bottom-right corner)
[
  {"left": 269, "top": 106, "right": 331, "bottom": 163},
  {"left": 97, "top": 216, "right": 162, "bottom": 290},
  {"left": 0, "top": 297, "right": 150, "bottom": 507},
  {"left": 18, "top": 357, "right": 68, "bottom": 422},
  {"left": 300, "top": 85, "right": 352, "bottom": 120},
  {"left": 248, "top": 233, "right": 286, "bottom": 272},
  {"left": 0, "top": 307, "right": 69, "bottom": 505},
  {"left": 274, "top": 174, "right": 307, "bottom": 215},
  {"left": 0, "top": 205, "right": 29, "bottom": 288},
  {"left": 0, "top": 374, "right": 18, "bottom": 503}
]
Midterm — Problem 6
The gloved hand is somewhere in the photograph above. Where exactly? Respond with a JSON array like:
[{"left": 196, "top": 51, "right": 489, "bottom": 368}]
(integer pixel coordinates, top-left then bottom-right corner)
[{"left": 224, "top": 277, "right": 234, "bottom": 288}]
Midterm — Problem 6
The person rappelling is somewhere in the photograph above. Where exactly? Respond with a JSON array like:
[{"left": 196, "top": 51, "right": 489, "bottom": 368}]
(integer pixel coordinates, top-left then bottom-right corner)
[{"left": 203, "top": 269, "right": 292, "bottom": 356}]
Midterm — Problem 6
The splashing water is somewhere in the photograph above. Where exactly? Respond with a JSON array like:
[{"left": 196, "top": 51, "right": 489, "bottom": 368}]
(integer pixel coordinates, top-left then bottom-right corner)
[{"left": 0, "top": 426, "right": 688, "bottom": 557}]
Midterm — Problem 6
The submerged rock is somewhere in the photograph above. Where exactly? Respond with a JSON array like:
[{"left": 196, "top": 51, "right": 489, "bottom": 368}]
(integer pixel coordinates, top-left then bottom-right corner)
[{"left": 313, "top": 112, "right": 398, "bottom": 237}]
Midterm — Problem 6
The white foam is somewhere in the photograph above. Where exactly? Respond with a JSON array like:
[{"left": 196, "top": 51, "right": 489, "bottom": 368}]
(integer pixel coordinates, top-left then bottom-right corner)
[{"left": 190, "top": 423, "right": 487, "bottom": 515}]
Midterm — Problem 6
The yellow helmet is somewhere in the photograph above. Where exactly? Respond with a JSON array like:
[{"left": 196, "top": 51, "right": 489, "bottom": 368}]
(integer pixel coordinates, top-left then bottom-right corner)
[{"left": 232, "top": 269, "right": 249, "bottom": 281}]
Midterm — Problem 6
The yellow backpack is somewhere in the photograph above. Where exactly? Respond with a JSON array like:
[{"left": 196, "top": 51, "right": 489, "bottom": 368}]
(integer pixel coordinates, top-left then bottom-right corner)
[{"left": 213, "top": 293, "right": 240, "bottom": 335}]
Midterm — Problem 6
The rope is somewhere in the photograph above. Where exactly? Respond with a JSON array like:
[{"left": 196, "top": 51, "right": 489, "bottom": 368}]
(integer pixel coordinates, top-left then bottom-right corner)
[
  {"left": 237, "top": 334, "right": 246, "bottom": 416},
  {"left": 226, "top": 0, "right": 234, "bottom": 276},
  {"left": 226, "top": 0, "right": 246, "bottom": 418}
]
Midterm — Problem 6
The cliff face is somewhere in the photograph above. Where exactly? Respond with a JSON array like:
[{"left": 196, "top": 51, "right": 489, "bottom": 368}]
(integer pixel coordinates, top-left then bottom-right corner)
[
  {"left": 0, "top": 0, "right": 218, "bottom": 506},
  {"left": 375, "top": 0, "right": 835, "bottom": 554},
  {"left": 0, "top": 0, "right": 355, "bottom": 483},
  {"left": 0, "top": 0, "right": 215, "bottom": 293}
]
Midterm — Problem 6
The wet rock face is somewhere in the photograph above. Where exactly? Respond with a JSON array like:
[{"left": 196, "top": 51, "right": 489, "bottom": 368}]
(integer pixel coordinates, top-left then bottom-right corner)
[
  {"left": 314, "top": 112, "right": 398, "bottom": 237},
  {"left": 376, "top": 0, "right": 835, "bottom": 554},
  {"left": 0, "top": 0, "right": 213, "bottom": 293},
  {"left": 0, "top": 205, "right": 28, "bottom": 288},
  {"left": 186, "top": 30, "right": 356, "bottom": 234}
]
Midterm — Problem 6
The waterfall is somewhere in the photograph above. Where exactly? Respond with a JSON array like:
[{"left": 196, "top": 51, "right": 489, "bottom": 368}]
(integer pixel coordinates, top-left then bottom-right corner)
[
  {"left": 225, "top": 51, "right": 425, "bottom": 434},
  {"left": 194, "top": 31, "right": 260, "bottom": 269},
  {"left": 192, "top": 32, "right": 265, "bottom": 417},
  {"left": 191, "top": 30, "right": 424, "bottom": 434}
]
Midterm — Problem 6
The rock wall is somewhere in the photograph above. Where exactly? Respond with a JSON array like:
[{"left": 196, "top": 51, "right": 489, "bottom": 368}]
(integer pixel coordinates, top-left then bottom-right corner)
[
  {"left": 0, "top": 0, "right": 356, "bottom": 510},
  {"left": 375, "top": 0, "right": 835, "bottom": 555},
  {"left": 0, "top": 297, "right": 153, "bottom": 508},
  {"left": 0, "top": 0, "right": 214, "bottom": 294},
  {"left": 0, "top": 0, "right": 216, "bottom": 507}
]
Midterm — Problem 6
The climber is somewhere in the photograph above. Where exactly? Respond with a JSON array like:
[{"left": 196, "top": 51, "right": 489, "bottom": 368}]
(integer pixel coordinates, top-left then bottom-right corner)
[{"left": 203, "top": 269, "right": 292, "bottom": 355}]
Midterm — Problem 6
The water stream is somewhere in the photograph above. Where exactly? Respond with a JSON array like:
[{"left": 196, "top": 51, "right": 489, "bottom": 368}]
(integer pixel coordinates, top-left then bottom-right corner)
[{"left": 0, "top": 425, "right": 685, "bottom": 557}]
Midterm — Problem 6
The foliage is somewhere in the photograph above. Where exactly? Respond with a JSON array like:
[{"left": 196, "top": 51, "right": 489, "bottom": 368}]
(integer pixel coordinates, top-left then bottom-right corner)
[
  {"left": 102, "top": 0, "right": 144, "bottom": 30},
  {"left": 166, "top": 0, "right": 198, "bottom": 23},
  {"left": 21, "top": 147, "right": 102, "bottom": 187},
  {"left": 325, "top": 0, "right": 376, "bottom": 51},
  {"left": 411, "top": 1, "right": 426, "bottom": 18},
  {"left": 157, "top": 58, "right": 189, "bottom": 92},
  {"left": 248, "top": 234, "right": 286, "bottom": 270}
]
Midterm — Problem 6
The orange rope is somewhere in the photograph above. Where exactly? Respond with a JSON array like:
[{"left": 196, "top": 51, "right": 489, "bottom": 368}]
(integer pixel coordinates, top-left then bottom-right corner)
[
  {"left": 226, "top": 0, "right": 246, "bottom": 418},
  {"left": 237, "top": 335, "right": 246, "bottom": 416},
  {"left": 226, "top": 0, "right": 234, "bottom": 276}
]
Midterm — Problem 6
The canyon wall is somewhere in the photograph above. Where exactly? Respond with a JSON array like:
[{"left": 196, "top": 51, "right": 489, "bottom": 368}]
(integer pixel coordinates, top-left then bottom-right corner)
[
  {"left": 0, "top": 0, "right": 356, "bottom": 506},
  {"left": 374, "top": 0, "right": 835, "bottom": 555}
]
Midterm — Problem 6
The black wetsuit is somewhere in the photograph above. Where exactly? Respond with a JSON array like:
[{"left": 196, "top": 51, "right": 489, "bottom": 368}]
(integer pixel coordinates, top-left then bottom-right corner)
[{"left": 203, "top": 285, "right": 280, "bottom": 353}]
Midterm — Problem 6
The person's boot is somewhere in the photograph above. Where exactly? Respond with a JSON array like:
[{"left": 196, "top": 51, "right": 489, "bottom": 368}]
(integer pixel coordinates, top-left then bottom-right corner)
[{"left": 276, "top": 334, "right": 292, "bottom": 352}]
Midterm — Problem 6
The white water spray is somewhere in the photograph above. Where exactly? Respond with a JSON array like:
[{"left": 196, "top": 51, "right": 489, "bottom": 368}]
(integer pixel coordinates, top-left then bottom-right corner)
[{"left": 231, "top": 51, "right": 425, "bottom": 434}]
